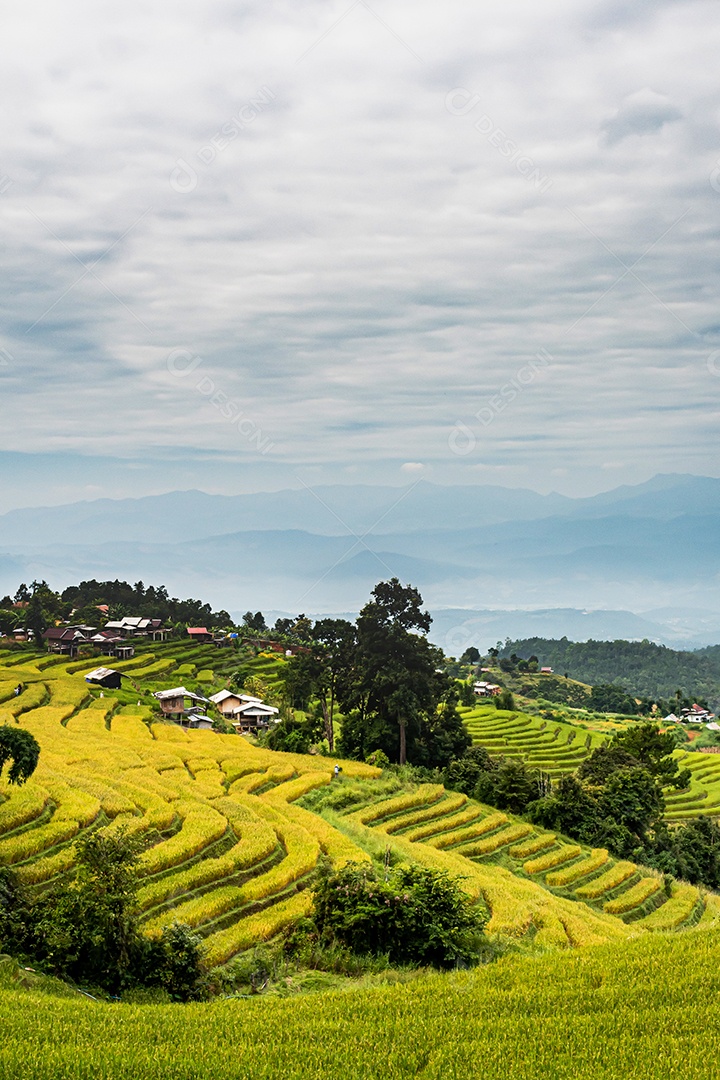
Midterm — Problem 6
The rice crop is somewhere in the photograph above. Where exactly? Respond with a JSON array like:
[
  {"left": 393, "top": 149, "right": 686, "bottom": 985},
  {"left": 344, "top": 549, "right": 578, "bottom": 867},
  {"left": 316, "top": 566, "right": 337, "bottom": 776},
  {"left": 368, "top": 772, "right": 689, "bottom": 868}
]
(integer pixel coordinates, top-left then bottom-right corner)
[
  {"left": 358, "top": 785, "right": 445, "bottom": 824},
  {"left": 426, "top": 812, "right": 509, "bottom": 849},
  {"left": 639, "top": 882, "right": 701, "bottom": 930},
  {"left": 575, "top": 862, "right": 637, "bottom": 900},
  {"left": 456, "top": 822, "right": 533, "bottom": 857},
  {"left": 603, "top": 875, "right": 663, "bottom": 915},
  {"left": 524, "top": 846, "right": 582, "bottom": 876},
  {"left": 509, "top": 833, "right": 556, "bottom": 859},
  {"left": 545, "top": 849, "right": 609, "bottom": 887}
]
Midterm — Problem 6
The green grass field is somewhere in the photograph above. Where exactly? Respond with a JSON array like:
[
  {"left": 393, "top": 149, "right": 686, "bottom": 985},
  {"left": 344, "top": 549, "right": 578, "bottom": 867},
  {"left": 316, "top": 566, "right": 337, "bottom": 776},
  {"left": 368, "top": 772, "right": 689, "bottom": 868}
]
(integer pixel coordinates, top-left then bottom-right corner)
[{"left": 3, "top": 928, "right": 720, "bottom": 1079}]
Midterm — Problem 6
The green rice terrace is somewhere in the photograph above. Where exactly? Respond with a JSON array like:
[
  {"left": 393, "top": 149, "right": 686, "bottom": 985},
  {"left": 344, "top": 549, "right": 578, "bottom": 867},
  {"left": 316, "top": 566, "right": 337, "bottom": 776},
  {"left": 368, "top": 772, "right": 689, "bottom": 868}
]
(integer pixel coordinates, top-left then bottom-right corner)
[
  {"left": 459, "top": 700, "right": 720, "bottom": 825},
  {"left": 3, "top": 640, "right": 720, "bottom": 1078},
  {"left": 459, "top": 703, "right": 607, "bottom": 777},
  {"left": 0, "top": 642, "right": 718, "bottom": 960}
]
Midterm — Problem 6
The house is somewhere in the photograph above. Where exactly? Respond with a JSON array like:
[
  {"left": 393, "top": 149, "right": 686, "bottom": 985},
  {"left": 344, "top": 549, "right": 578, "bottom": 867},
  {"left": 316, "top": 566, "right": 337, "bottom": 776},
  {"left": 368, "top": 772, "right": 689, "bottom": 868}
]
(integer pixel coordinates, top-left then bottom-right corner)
[
  {"left": 228, "top": 699, "right": 280, "bottom": 733},
  {"left": 663, "top": 713, "right": 680, "bottom": 723},
  {"left": 540, "top": 667, "right": 554, "bottom": 674},
  {"left": 103, "top": 617, "right": 170, "bottom": 641},
  {"left": 209, "top": 689, "right": 247, "bottom": 716},
  {"left": 88, "top": 630, "right": 135, "bottom": 659},
  {"left": 681, "top": 704, "right": 715, "bottom": 724},
  {"left": 182, "top": 713, "right": 214, "bottom": 730},
  {"left": 85, "top": 667, "right": 124, "bottom": 690},
  {"left": 44, "top": 626, "right": 90, "bottom": 656},
  {"left": 153, "top": 686, "right": 211, "bottom": 718},
  {"left": 209, "top": 689, "right": 280, "bottom": 732},
  {"left": 187, "top": 627, "right": 213, "bottom": 643},
  {"left": 473, "top": 681, "right": 501, "bottom": 697}
]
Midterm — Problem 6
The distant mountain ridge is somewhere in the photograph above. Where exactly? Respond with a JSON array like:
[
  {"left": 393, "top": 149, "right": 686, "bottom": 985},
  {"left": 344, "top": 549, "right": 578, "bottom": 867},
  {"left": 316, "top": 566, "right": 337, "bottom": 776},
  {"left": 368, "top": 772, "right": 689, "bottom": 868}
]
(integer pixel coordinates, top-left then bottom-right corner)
[{"left": 0, "top": 473, "right": 718, "bottom": 625}]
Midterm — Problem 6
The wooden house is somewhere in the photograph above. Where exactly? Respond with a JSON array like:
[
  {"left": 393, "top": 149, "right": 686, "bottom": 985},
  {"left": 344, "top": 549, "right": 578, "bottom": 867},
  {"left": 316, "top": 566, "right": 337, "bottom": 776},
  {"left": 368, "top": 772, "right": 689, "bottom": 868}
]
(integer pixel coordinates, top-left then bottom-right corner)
[{"left": 153, "top": 686, "right": 211, "bottom": 718}]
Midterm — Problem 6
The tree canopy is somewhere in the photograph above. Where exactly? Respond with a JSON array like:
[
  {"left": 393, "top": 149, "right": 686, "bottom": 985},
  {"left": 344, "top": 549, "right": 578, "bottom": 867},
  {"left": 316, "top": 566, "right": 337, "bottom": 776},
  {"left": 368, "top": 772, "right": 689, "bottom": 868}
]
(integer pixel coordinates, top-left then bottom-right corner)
[{"left": 0, "top": 726, "right": 40, "bottom": 785}]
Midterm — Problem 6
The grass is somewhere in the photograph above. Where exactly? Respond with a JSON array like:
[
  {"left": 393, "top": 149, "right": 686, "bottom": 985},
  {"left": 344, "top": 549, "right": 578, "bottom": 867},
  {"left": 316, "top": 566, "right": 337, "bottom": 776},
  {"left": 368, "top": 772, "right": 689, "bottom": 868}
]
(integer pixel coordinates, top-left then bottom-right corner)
[{"left": 5, "top": 931, "right": 720, "bottom": 1078}]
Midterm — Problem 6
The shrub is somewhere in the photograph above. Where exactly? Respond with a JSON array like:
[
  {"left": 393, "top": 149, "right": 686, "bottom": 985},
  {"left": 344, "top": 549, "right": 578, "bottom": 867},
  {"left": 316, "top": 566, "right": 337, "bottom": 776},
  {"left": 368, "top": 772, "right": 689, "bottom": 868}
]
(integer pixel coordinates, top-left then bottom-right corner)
[
  {"left": 312, "top": 860, "right": 488, "bottom": 969},
  {"left": 141, "top": 922, "right": 206, "bottom": 1002}
]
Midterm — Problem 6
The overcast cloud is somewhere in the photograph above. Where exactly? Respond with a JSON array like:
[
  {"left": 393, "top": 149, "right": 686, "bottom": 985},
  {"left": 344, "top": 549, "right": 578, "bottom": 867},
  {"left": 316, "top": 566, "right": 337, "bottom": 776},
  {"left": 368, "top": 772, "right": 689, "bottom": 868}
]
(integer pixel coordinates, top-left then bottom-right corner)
[{"left": 1, "top": 0, "right": 720, "bottom": 509}]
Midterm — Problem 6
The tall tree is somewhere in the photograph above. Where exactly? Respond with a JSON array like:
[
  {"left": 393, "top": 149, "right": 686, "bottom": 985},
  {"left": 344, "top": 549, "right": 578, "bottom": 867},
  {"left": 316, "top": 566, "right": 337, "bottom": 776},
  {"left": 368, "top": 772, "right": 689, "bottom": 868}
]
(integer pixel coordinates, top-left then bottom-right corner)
[
  {"left": 351, "top": 579, "right": 443, "bottom": 765},
  {"left": 283, "top": 619, "right": 356, "bottom": 752}
]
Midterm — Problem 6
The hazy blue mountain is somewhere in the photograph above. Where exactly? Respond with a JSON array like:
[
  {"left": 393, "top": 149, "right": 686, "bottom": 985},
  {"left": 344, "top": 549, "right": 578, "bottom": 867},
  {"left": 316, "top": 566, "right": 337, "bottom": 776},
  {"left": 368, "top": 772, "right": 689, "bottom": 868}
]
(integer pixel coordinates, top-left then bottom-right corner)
[
  {"left": 0, "top": 474, "right": 718, "bottom": 631},
  {"left": 0, "top": 482, "right": 572, "bottom": 546}
]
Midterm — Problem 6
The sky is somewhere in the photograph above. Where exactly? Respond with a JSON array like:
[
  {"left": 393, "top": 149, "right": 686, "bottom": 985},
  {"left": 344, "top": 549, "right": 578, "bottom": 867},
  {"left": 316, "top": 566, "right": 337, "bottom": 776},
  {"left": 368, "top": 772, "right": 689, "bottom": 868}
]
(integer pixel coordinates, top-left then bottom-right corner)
[{"left": 2, "top": 0, "right": 720, "bottom": 511}]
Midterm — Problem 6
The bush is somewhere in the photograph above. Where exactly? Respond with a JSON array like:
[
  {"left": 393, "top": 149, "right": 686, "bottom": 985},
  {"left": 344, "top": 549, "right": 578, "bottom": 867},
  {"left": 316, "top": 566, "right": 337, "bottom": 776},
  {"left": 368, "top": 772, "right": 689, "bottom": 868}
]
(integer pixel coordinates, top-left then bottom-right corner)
[
  {"left": 494, "top": 690, "right": 515, "bottom": 711},
  {"left": 444, "top": 746, "right": 495, "bottom": 796},
  {"left": 312, "top": 860, "right": 489, "bottom": 969},
  {"left": 141, "top": 922, "right": 206, "bottom": 1002}
]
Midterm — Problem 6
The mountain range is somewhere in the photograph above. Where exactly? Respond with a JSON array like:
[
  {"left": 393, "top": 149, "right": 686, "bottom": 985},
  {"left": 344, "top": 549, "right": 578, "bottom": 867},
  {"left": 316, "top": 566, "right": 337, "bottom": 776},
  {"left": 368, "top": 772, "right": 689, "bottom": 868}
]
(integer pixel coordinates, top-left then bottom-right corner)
[{"left": 1, "top": 472, "right": 718, "bottom": 647}]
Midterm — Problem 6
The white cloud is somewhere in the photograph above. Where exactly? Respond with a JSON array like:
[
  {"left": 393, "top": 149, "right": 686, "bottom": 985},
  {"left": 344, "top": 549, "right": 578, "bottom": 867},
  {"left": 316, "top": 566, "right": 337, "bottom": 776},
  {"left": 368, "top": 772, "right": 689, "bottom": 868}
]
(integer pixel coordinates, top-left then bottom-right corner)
[{"left": 0, "top": 0, "right": 719, "bottom": 503}]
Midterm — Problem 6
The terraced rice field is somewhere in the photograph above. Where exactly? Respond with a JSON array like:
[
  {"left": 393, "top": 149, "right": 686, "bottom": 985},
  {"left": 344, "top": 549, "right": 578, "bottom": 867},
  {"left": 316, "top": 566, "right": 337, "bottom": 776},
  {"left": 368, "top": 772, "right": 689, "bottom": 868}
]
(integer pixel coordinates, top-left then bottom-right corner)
[
  {"left": 664, "top": 750, "right": 720, "bottom": 820},
  {"left": 340, "top": 784, "right": 710, "bottom": 940},
  {"left": 0, "top": 652, "right": 378, "bottom": 966},
  {"left": 0, "top": 649, "right": 715, "bottom": 967},
  {"left": 459, "top": 704, "right": 606, "bottom": 777}
]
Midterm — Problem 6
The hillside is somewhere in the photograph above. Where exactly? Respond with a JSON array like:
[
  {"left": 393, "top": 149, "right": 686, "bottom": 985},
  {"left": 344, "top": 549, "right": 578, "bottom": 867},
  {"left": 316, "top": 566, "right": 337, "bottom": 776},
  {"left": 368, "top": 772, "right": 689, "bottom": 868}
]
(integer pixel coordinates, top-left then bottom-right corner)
[
  {"left": 0, "top": 643, "right": 716, "bottom": 972},
  {"left": 499, "top": 637, "right": 720, "bottom": 707}
]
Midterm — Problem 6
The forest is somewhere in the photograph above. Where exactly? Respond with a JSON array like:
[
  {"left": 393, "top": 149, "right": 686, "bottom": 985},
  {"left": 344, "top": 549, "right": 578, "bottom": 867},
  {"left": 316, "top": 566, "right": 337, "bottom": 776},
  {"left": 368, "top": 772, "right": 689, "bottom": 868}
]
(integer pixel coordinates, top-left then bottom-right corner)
[{"left": 498, "top": 637, "right": 720, "bottom": 706}]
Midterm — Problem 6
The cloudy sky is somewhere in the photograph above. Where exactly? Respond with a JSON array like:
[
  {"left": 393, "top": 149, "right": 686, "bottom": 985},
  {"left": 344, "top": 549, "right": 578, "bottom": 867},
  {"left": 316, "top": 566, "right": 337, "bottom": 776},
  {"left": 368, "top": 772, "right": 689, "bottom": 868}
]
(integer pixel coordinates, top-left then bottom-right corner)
[{"left": 2, "top": 0, "right": 720, "bottom": 511}]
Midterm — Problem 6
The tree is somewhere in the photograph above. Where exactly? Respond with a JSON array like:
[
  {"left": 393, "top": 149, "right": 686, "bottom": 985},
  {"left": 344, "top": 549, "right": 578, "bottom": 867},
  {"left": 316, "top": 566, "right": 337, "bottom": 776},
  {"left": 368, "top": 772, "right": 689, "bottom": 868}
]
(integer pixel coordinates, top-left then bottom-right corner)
[
  {"left": 611, "top": 723, "right": 689, "bottom": 788},
  {"left": 580, "top": 723, "right": 689, "bottom": 790},
  {"left": 460, "top": 647, "right": 480, "bottom": 664},
  {"left": 142, "top": 922, "right": 206, "bottom": 1002},
  {"left": 475, "top": 758, "right": 542, "bottom": 814},
  {"left": 494, "top": 689, "right": 515, "bottom": 711},
  {"left": 529, "top": 774, "right": 603, "bottom": 842},
  {"left": 444, "top": 746, "right": 495, "bottom": 796},
  {"left": 285, "top": 618, "right": 356, "bottom": 752},
  {"left": 242, "top": 611, "right": 267, "bottom": 633},
  {"left": 242, "top": 675, "right": 272, "bottom": 701},
  {"left": 350, "top": 579, "right": 442, "bottom": 765},
  {"left": 25, "top": 591, "right": 47, "bottom": 645},
  {"left": 0, "top": 726, "right": 40, "bottom": 785},
  {"left": 414, "top": 685, "right": 471, "bottom": 769},
  {"left": 31, "top": 828, "right": 143, "bottom": 990},
  {"left": 598, "top": 767, "right": 664, "bottom": 838},
  {"left": 0, "top": 608, "right": 20, "bottom": 636}
]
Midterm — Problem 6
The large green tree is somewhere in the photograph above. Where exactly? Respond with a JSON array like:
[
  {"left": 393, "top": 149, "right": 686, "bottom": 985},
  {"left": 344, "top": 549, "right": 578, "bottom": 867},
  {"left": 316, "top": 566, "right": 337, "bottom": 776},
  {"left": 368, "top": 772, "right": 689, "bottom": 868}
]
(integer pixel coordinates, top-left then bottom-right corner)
[{"left": 341, "top": 579, "right": 457, "bottom": 766}]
